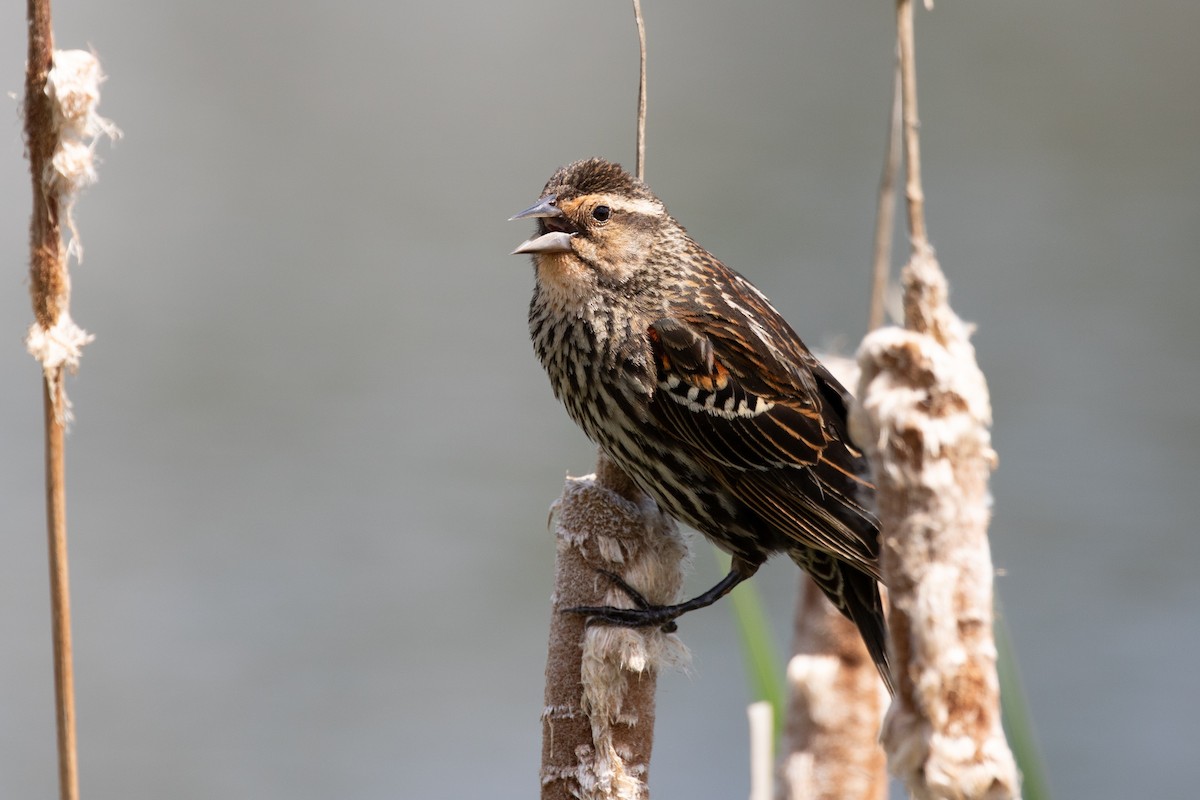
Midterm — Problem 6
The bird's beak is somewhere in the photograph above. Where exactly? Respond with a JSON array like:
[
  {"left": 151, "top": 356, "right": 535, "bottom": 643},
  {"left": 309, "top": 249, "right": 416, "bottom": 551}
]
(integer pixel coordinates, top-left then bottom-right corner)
[
  {"left": 510, "top": 194, "right": 575, "bottom": 255},
  {"left": 510, "top": 194, "right": 562, "bottom": 222},
  {"left": 512, "top": 231, "right": 574, "bottom": 255}
]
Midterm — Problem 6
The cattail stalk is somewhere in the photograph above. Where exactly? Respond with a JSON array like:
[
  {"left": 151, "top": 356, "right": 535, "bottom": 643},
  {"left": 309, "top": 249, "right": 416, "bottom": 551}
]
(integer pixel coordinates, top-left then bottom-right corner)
[
  {"left": 24, "top": 3, "right": 117, "bottom": 798},
  {"left": 869, "top": 61, "right": 903, "bottom": 332},
  {"left": 25, "top": 4, "right": 78, "bottom": 798},
  {"left": 540, "top": 457, "right": 687, "bottom": 800},
  {"left": 848, "top": 2, "right": 1020, "bottom": 797},
  {"left": 781, "top": 579, "right": 889, "bottom": 800},
  {"left": 780, "top": 352, "right": 889, "bottom": 799}
]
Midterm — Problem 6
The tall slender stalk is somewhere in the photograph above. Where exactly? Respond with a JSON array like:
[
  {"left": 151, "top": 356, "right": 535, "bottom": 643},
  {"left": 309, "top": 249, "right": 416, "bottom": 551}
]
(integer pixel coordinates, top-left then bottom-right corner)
[
  {"left": 42, "top": 378, "right": 78, "bottom": 800},
  {"left": 868, "top": 62, "right": 903, "bottom": 332},
  {"left": 896, "top": 0, "right": 928, "bottom": 253},
  {"left": 848, "top": 3, "right": 1020, "bottom": 797},
  {"left": 25, "top": 2, "right": 80, "bottom": 798},
  {"left": 632, "top": 0, "right": 647, "bottom": 181}
]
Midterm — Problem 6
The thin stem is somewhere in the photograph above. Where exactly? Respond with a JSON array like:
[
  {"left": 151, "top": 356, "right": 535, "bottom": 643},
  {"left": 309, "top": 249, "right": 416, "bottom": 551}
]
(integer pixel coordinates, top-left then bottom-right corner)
[
  {"left": 852, "top": 5, "right": 1021, "bottom": 795},
  {"left": 632, "top": 0, "right": 647, "bottom": 181},
  {"left": 868, "top": 60, "right": 903, "bottom": 331},
  {"left": 26, "top": 2, "right": 81, "bottom": 798},
  {"left": 896, "top": 0, "right": 928, "bottom": 251},
  {"left": 44, "top": 375, "right": 79, "bottom": 800}
]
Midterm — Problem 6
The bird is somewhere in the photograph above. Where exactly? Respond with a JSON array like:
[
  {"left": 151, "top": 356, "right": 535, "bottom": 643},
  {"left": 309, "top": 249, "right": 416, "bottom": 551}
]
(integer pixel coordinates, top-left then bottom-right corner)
[{"left": 511, "top": 157, "right": 892, "bottom": 692}]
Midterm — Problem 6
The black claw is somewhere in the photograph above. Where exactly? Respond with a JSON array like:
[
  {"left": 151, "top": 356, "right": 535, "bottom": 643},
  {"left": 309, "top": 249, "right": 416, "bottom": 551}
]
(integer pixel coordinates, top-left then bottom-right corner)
[
  {"left": 563, "top": 570, "right": 682, "bottom": 631},
  {"left": 562, "top": 564, "right": 753, "bottom": 635},
  {"left": 563, "top": 603, "right": 677, "bottom": 629}
]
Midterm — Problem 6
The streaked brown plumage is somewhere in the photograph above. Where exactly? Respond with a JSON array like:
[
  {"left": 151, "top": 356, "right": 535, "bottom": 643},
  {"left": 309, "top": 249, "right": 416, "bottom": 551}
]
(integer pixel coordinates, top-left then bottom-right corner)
[{"left": 511, "top": 158, "right": 892, "bottom": 692}]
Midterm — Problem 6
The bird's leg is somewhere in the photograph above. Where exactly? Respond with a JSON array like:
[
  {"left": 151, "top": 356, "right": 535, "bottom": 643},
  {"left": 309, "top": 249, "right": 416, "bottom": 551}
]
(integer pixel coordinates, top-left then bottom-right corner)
[{"left": 565, "top": 557, "right": 761, "bottom": 633}]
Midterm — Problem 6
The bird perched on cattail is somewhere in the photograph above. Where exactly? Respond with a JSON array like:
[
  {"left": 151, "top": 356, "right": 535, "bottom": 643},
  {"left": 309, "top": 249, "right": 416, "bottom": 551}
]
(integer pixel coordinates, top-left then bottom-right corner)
[{"left": 511, "top": 158, "right": 892, "bottom": 692}]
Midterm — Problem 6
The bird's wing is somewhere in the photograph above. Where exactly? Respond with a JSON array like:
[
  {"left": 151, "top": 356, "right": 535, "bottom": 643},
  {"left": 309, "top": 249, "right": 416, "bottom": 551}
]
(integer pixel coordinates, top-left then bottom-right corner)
[{"left": 644, "top": 275, "right": 880, "bottom": 574}]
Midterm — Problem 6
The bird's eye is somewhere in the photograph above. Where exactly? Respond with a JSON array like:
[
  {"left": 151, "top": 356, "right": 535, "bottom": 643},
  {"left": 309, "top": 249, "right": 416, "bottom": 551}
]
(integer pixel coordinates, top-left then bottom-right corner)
[{"left": 592, "top": 205, "right": 612, "bottom": 223}]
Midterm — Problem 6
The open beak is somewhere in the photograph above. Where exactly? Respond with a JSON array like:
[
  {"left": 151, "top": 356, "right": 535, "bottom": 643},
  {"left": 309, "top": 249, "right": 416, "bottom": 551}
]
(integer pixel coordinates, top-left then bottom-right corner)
[{"left": 510, "top": 194, "right": 575, "bottom": 255}]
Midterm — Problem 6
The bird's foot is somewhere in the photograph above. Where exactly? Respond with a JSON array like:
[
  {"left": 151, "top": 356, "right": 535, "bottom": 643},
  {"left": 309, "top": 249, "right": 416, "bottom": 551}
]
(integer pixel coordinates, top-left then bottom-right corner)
[{"left": 564, "top": 570, "right": 681, "bottom": 633}]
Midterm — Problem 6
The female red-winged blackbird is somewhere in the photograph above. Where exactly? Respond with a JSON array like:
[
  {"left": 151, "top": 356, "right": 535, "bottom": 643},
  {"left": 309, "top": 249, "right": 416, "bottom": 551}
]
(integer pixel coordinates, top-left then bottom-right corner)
[{"left": 512, "top": 158, "right": 892, "bottom": 692}]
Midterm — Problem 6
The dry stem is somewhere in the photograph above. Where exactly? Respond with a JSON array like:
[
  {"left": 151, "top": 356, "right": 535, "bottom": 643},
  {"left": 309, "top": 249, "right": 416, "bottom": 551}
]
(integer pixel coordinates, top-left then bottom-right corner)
[
  {"left": 869, "top": 61, "right": 903, "bottom": 332},
  {"left": 896, "top": 0, "right": 928, "bottom": 250},
  {"left": 781, "top": 579, "right": 889, "bottom": 800},
  {"left": 632, "top": 0, "right": 647, "bottom": 181},
  {"left": 845, "top": 3, "right": 1021, "bottom": 797},
  {"left": 25, "top": 2, "right": 80, "bottom": 798},
  {"left": 42, "top": 376, "right": 78, "bottom": 800},
  {"left": 541, "top": 455, "right": 688, "bottom": 800},
  {"left": 780, "top": 354, "right": 888, "bottom": 798},
  {"left": 853, "top": 255, "right": 1018, "bottom": 800}
]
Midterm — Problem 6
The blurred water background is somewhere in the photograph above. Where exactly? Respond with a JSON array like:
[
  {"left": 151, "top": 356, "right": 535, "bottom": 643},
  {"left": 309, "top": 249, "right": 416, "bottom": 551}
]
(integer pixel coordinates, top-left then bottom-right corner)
[{"left": 1, "top": 2, "right": 1196, "bottom": 797}]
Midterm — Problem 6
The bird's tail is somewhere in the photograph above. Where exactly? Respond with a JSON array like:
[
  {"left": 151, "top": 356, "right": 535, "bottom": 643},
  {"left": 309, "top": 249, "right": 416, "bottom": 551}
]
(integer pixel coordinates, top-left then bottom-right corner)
[{"left": 791, "top": 548, "right": 894, "bottom": 695}]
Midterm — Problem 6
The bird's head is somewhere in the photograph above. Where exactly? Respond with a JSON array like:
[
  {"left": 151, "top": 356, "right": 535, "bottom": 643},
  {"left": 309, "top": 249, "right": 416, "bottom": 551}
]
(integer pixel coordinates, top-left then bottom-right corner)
[{"left": 511, "top": 158, "right": 674, "bottom": 300}]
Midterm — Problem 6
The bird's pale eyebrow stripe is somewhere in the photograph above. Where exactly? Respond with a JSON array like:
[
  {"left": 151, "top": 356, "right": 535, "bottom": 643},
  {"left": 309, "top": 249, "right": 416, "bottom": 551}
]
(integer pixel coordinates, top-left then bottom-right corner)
[
  {"left": 580, "top": 194, "right": 664, "bottom": 216},
  {"left": 610, "top": 197, "right": 664, "bottom": 215}
]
